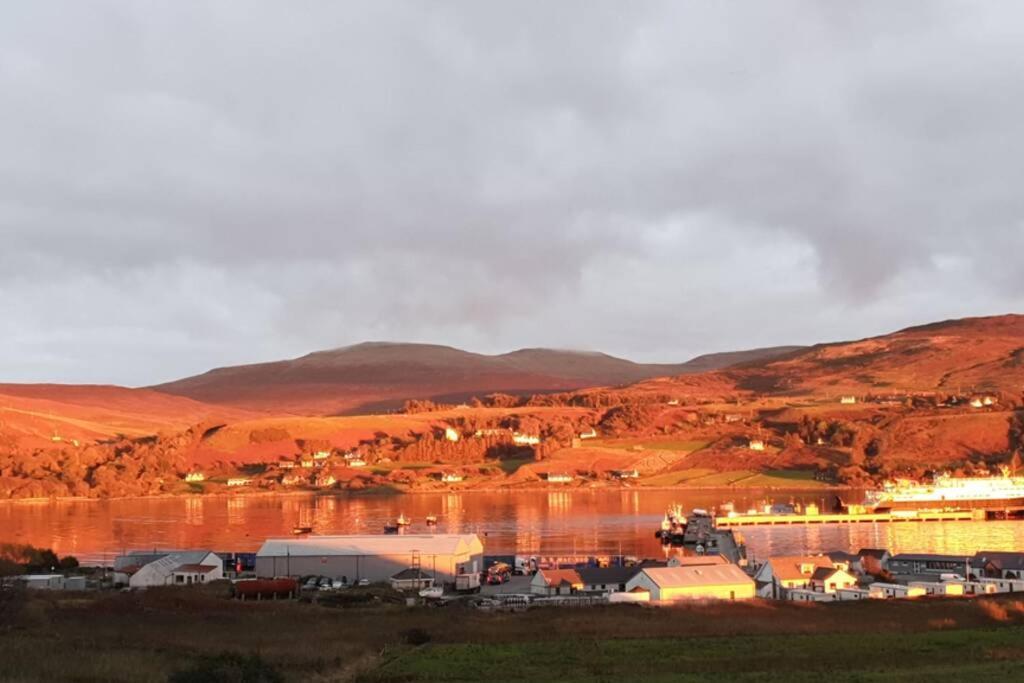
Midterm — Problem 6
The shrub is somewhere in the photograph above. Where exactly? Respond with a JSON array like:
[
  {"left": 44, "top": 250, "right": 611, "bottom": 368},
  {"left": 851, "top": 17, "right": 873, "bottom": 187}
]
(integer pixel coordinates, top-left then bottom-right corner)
[
  {"left": 402, "top": 628, "right": 431, "bottom": 646},
  {"left": 168, "top": 652, "right": 283, "bottom": 683}
]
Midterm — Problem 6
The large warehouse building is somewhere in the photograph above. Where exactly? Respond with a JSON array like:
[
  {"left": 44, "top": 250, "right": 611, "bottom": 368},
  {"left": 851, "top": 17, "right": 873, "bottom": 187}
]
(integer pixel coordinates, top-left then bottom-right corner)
[{"left": 255, "top": 534, "right": 484, "bottom": 583}]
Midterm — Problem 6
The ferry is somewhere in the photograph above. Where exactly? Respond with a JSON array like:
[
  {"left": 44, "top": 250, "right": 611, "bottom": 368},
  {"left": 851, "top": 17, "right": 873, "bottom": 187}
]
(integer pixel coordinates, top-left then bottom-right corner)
[{"left": 862, "top": 467, "right": 1024, "bottom": 512}]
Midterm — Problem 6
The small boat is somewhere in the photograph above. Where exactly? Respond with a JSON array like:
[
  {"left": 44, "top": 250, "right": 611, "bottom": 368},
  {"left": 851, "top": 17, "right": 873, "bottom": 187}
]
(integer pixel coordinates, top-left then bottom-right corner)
[
  {"left": 291, "top": 525, "right": 313, "bottom": 535},
  {"left": 425, "top": 514, "right": 438, "bottom": 525},
  {"left": 396, "top": 513, "right": 411, "bottom": 526},
  {"left": 383, "top": 523, "right": 399, "bottom": 534}
]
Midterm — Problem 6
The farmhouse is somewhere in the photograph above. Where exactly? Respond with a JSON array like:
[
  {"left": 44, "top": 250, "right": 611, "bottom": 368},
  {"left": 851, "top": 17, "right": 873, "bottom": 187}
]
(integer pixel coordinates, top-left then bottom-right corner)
[
  {"left": 625, "top": 564, "right": 755, "bottom": 603},
  {"left": 255, "top": 534, "right": 483, "bottom": 584},
  {"left": 114, "top": 550, "right": 223, "bottom": 589}
]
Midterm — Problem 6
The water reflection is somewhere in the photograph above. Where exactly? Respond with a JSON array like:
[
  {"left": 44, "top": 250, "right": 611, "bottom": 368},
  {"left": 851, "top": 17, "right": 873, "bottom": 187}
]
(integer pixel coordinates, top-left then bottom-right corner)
[{"left": 1, "top": 489, "right": 1022, "bottom": 565}]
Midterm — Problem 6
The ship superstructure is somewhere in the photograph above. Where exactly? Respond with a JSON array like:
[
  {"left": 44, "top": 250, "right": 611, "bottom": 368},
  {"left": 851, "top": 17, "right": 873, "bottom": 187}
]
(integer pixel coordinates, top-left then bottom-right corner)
[{"left": 863, "top": 468, "right": 1024, "bottom": 511}]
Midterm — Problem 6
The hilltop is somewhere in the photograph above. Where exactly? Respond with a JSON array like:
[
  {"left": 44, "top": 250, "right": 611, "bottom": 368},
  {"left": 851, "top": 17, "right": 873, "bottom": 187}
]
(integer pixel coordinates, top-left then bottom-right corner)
[{"left": 151, "top": 342, "right": 799, "bottom": 415}]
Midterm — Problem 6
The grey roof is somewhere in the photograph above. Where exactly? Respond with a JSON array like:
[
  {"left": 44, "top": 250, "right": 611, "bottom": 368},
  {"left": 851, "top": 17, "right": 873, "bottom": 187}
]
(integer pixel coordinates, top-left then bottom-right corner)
[
  {"left": 890, "top": 553, "right": 970, "bottom": 563},
  {"left": 115, "top": 550, "right": 216, "bottom": 571},
  {"left": 257, "top": 534, "right": 482, "bottom": 558},
  {"left": 577, "top": 566, "right": 640, "bottom": 586},
  {"left": 974, "top": 551, "right": 1024, "bottom": 571},
  {"left": 391, "top": 567, "right": 434, "bottom": 580}
]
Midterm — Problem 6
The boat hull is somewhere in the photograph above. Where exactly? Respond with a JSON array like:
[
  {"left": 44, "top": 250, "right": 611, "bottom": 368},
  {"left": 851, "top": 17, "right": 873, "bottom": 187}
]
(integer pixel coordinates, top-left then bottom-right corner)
[{"left": 869, "top": 496, "right": 1024, "bottom": 512}]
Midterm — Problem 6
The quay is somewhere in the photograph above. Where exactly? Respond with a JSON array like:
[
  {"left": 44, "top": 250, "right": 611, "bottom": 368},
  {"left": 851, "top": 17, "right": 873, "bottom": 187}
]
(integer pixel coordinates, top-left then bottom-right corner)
[{"left": 714, "top": 509, "right": 984, "bottom": 528}]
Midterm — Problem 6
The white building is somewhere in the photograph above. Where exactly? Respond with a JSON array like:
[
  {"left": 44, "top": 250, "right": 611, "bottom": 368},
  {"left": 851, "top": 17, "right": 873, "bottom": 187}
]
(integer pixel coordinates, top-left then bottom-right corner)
[
  {"left": 441, "top": 472, "right": 464, "bottom": 483},
  {"left": 8, "top": 574, "right": 87, "bottom": 591},
  {"left": 513, "top": 433, "right": 541, "bottom": 446},
  {"left": 547, "top": 473, "right": 573, "bottom": 483},
  {"left": 835, "top": 587, "right": 871, "bottom": 601},
  {"left": 788, "top": 588, "right": 834, "bottom": 603},
  {"left": 114, "top": 550, "right": 224, "bottom": 589},
  {"left": 444, "top": 427, "right": 461, "bottom": 442},
  {"left": 184, "top": 472, "right": 205, "bottom": 482},
  {"left": 840, "top": 396, "right": 857, "bottom": 404},
  {"left": 625, "top": 564, "right": 755, "bottom": 603},
  {"left": 579, "top": 429, "right": 598, "bottom": 440},
  {"left": 227, "top": 477, "right": 251, "bottom": 487},
  {"left": 748, "top": 440, "right": 765, "bottom": 452},
  {"left": 909, "top": 581, "right": 964, "bottom": 597},
  {"left": 868, "top": 582, "right": 926, "bottom": 599}
]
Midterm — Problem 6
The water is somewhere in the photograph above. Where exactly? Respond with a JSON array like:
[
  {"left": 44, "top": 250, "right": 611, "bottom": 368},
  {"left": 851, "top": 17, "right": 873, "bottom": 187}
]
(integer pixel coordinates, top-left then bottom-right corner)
[{"left": 2, "top": 489, "right": 1022, "bottom": 565}]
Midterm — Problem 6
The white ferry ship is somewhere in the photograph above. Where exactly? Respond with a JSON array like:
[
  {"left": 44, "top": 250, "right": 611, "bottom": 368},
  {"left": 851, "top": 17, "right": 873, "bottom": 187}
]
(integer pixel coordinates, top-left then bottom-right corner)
[{"left": 863, "top": 467, "right": 1024, "bottom": 511}]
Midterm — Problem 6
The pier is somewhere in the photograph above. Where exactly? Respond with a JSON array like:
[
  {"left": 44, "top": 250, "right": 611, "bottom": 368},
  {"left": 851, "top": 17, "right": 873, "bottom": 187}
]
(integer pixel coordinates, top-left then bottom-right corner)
[{"left": 714, "top": 509, "right": 984, "bottom": 528}]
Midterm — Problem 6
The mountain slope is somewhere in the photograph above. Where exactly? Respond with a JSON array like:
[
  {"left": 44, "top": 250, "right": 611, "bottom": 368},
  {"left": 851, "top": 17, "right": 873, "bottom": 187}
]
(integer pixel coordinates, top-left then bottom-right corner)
[{"left": 151, "top": 342, "right": 800, "bottom": 415}]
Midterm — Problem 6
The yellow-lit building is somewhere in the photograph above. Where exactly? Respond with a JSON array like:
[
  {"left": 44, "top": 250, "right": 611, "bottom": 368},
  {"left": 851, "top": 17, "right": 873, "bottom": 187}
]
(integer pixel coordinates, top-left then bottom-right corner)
[{"left": 625, "top": 564, "right": 755, "bottom": 603}]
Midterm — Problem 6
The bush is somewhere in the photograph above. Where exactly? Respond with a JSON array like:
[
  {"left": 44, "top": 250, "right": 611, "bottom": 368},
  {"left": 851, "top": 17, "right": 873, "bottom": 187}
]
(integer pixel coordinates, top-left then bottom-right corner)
[
  {"left": 402, "top": 628, "right": 432, "bottom": 646},
  {"left": 169, "top": 652, "right": 283, "bottom": 683}
]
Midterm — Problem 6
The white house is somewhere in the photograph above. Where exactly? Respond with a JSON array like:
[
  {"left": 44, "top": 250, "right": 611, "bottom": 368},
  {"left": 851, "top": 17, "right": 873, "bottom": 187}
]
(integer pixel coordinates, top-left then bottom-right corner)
[
  {"left": 441, "top": 472, "right": 464, "bottom": 483},
  {"left": 513, "top": 433, "right": 541, "bottom": 446},
  {"left": 444, "top": 427, "right": 460, "bottom": 442},
  {"left": 547, "top": 473, "right": 573, "bottom": 483},
  {"left": 114, "top": 550, "right": 223, "bottom": 589},
  {"left": 227, "top": 477, "right": 251, "bottom": 487},
  {"left": 753, "top": 555, "right": 837, "bottom": 599},
  {"left": 840, "top": 396, "right": 857, "bottom": 405},
  {"left": 579, "top": 429, "right": 598, "bottom": 440},
  {"left": 809, "top": 567, "right": 858, "bottom": 594},
  {"left": 909, "top": 581, "right": 964, "bottom": 597},
  {"left": 748, "top": 440, "right": 765, "bottom": 452},
  {"left": 531, "top": 568, "right": 583, "bottom": 596},
  {"left": 184, "top": 472, "right": 205, "bottom": 482}
]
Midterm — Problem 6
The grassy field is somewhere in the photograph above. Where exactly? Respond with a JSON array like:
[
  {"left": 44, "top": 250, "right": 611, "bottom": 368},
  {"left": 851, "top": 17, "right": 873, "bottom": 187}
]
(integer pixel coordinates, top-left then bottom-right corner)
[
  {"left": 640, "top": 468, "right": 830, "bottom": 489},
  {"left": 5, "top": 585, "right": 1024, "bottom": 681},
  {"left": 589, "top": 438, "right": 710, "bottom": 452}
]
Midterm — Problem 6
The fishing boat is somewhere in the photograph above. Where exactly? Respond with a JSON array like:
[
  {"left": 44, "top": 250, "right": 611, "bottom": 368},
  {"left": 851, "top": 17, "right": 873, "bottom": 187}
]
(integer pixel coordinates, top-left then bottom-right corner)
[
  {"left": 396, "top": 513, "right": 412, "bottom": 526},
  {"left": 291, "top": 525, "right": 313, "bottom": 535},
  {"left": 425, "top": 514, "right": 438, "bottom": 525}
]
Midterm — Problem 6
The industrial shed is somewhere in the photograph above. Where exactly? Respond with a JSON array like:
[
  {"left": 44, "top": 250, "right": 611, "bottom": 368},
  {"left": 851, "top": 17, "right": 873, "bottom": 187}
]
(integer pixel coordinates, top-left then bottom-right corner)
[{"left": 255, "top": 534, "right": 483, "bottom": 584}]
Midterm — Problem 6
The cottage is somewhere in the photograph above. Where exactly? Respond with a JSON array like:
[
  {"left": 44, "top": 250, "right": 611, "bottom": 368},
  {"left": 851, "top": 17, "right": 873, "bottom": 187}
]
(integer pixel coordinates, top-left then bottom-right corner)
[
  {"left": 753, "top": 555, "right": 836, "bottom": 598},
  {"left": 114, "top": 550, "right": 224, "bottom": 589},
  {"left": 748, "top": 439, "right": 766, "bottom": 452},
  {"left": 868, "top": 582, "right": 926, "bottom": 599},
  {"left": 809, "top": 567, "right": 858, "bottom": 594},
  {"left": 390, "top": 567, "right": 435, "bottom": 591},
  {"left": 626, "top": 564, "right": 755, "bottom": 603},
  {"left": 255, "top": 534, "right": 483, "bottom": 584},
  {"left": 531, "top": 568, "right": 584, "bottom": 596},
  {"left": 889, "top": 553, "right": 970, "bottom": 576}
]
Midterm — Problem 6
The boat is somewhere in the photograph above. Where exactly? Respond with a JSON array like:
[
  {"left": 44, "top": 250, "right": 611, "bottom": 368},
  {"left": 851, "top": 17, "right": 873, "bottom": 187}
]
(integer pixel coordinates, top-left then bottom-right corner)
[
  {"left": 291, "top": 525, "right": 313, "bottom": 535},
  {"left": 396, "top": 513, "right": 411, "bottom": 526},
  {"left": 861, "top": 467, "right": 1024, "bottom": 512},
  {"left": 383, "top": 523, "right": 400, "bottom": 534},
  {"left": 425, "top": 514, "right": 438, "bottom": 525}
]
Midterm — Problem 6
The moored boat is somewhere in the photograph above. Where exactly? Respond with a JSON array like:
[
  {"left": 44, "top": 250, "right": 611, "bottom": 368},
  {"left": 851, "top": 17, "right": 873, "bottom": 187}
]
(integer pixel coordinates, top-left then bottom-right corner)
[{"left": 862, "top": 467, "right": 1024, "bottom": 512}]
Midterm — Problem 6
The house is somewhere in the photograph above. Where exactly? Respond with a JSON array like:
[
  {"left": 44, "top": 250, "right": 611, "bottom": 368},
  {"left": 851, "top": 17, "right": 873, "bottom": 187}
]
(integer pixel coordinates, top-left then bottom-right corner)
[
  {"left": 973, "top": 551, "right": 1024, "bottom": 579},
  {"left": 300, "top": 459, "right": 316, "bottom": 469},
  {"left": 280, "top": 474, "right": 303, "bottom": 486},
  {"left": 513, "top": 433, "right": 541, "bottom": 446},
  {"left": 614, "top": 469, "right": 640, "bottom": 480},
  {"left": 314, "top": 474, "right": 336, "bottom": 488},
  {"left": 577, "top": 566, "right": 640, "bottom": 594},
  {"left": 114, "top": 550, "right": 224, "bottom": 589},
  {"left": 840, "top": 396, "right": 857, "bottom": 404},
  {"left": 854, "top": 548, "right": 891, "bottom": 575},
  {"left": 441, "top": 472, "right": 464, "bottom": 483},
  {"left": 579, "top": 429, "right": 598, "bottom": 440},
  {"left": 753, "top": 555, "right": 836, "bottom": 598},
  {"left": 909, "top": 581, "right": 965, "bottom": 597},
  {"left": 227, "top": 477, "right": 251, "bottom": 487},
  {"left": 547, "top": 473, "right": 573, "bottom": 483},
  {"left": 888, "top": 553, "right": 970, "bottom": 576},
  {"left": 809, "top": 567, "right": 858, "bottom": 594},
  {"left": 312, "top": 450, "right": 332, "bottom": 460},
  {"left": 835, "top": 587, "right": 871, "bottom": 601},
  {"left": 255, "top": 534, "right": 483, "bottom": 584},
  {"left": 474, "top": 428, "right": 509, "bottom": 438},
  {"left": 184, "top": 472, "right": 205, "bottom": 482},
  {"left": 724, "top": 414, "right": 743, "bottom": 423},
  {"left": 390, "top": 567, "right": 434, "bottom": 591},
  {"left": 868, "top": 582, "right": 926, "bottom": 599},
  {"left": 531, "top": 568, "right": 584, "bottom": 596},
  {"left": 279, "top": 460, "right": 296, "bottom": 470},
  {"left": 788, "top": 588, "right": 833, "bottom": 603},
  {"left": 970, "top": 398, "right": 984, "bottom": 408},
  {"left": 444, "top": 427, "right": 460, "bottom": 442},
  {"left": 748, "top": 439, "right": 765, "bottom": 452},
  {"left": 348, "top": 458, "right": 367, "bottom": 468},
  {"left": 825, "top": 550, "right": 856, "bottom": 573},
  {"left": 608, "top": 587, "right": 652, "bottom": 603},
  {"left": 625, "top": 564, "right": 755, "bottom": 603}
]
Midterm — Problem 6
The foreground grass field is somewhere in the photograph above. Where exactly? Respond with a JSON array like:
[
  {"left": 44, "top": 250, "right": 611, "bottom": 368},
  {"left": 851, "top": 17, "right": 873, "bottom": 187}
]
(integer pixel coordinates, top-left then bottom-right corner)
[{"left": 4, "top": 585, "right": 1024, "bottom": 682}]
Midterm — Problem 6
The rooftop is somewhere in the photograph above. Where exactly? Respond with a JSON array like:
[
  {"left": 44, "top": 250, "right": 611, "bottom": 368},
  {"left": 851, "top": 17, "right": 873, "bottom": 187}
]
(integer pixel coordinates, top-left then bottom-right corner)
[
  {"left": 257, "top": 534, "right": 482, "bottom": 558},
  {"left": 641, "top": 564, "right": 753, "bottom": 589}
]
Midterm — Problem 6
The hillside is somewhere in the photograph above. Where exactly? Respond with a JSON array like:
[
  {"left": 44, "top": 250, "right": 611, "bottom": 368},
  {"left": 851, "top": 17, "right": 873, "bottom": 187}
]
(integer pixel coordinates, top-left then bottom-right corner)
[{"left": 151, "top": 342, "right": 799, "bottom": 415}]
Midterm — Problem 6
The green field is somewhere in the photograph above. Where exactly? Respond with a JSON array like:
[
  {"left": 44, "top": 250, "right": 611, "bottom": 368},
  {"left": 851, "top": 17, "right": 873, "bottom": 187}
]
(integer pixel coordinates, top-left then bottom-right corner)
[{"left": 363, "top": 628, "right": 1024, "bottom": 682}]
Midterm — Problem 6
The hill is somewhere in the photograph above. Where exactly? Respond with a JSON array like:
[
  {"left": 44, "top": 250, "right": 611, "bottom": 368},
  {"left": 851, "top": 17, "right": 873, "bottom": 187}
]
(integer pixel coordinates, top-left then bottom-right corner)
[{"left": 151, "top": 342, "right": 800, "bottom": 415}]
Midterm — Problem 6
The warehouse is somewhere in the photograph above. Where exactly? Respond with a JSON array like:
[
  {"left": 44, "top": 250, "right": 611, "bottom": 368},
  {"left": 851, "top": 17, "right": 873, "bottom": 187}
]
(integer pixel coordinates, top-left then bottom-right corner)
[
  {"left": 255, "top": 534, "right": 483, "bottom": 584},
  {"left": 625, "top": 564, "right": 755, "bottom": 603}
]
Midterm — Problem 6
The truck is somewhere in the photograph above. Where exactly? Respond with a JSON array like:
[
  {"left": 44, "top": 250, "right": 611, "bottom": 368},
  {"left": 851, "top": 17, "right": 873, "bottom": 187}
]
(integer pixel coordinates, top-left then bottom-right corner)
[{"left": 455, "top": 572, "right": 481, "bottom": 593}]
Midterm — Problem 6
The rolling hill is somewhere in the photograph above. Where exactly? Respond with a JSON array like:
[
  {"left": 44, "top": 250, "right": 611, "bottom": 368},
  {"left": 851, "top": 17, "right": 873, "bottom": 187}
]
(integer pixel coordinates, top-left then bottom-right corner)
[{"left": 151, "top": 342, "right": 801, "bottom": 415}]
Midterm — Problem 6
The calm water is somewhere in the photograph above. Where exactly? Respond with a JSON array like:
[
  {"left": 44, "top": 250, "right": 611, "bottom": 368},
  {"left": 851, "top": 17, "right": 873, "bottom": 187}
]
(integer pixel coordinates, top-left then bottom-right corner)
[{"left": 2, "top": 490, "right": 1023, "bottom": 565}]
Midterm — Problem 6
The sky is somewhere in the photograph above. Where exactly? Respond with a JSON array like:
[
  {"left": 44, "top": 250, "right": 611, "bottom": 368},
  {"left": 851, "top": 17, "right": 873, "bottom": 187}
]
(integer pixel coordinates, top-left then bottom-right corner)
[{"left": 2, "top": 1, "right": 1024, "bottom": 386}]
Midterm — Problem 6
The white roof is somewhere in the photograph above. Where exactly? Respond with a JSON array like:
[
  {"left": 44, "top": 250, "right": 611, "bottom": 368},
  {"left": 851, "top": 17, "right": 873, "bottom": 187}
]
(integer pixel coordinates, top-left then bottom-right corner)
[
  {"left": 641, "top": 564, "right": 753, "bottom": 588},
  {"left": 256, "top": 534, "right": 483, "bottom": 558}
]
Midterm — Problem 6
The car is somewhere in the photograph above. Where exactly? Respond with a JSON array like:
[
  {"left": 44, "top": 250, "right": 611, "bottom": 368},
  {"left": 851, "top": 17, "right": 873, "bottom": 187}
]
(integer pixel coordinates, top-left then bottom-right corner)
[
  {"left": 331, "top": 579, "right": 347, "bottom": 589},
  {"left": 419, "top": 586, "right": 444, "bottom": 599},
  {"left": 356, "top": 578, "right": 370, "bottom": 587}
]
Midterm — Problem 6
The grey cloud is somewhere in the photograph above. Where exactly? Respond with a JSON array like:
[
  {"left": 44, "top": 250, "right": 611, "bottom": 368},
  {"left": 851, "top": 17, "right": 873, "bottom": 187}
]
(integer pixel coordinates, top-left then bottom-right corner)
[{"left": 2, "top": 1, "right": 1023, "bottom": 384}]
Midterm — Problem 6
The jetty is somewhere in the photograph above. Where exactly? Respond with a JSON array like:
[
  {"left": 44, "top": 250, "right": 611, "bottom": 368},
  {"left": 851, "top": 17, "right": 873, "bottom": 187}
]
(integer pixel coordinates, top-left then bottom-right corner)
[{"left": 714, "top": 509, "right": 983, "bottom": 528}]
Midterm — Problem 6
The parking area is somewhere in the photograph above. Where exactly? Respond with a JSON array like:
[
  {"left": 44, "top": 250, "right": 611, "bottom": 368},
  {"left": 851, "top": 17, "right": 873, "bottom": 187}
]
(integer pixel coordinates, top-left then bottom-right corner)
[{"left": 481, "top": 575, "right": 532, "bottom": 596}]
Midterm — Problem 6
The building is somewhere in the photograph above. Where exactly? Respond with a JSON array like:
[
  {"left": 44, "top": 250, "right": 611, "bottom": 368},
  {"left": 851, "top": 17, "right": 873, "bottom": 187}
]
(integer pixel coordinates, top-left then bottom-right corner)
[
  {"left": 314, "top": 474, "right": 336, "bottom": 488},
  {"left": 614, "top": 469, "right": 640, "bottom": 480},
  {"left": 7, "top": 574, "right": 86, "bottom": 591},
  {"left": 226, "top": 477, "right": 251, "bottom": 487},
  {"left": 312, "top": 450, "right": 332, "bottom": 460},
  {"left": 909, "top": 581, "right": 965, "bottom": 597},
  {"left": 748, "top": 439, "right": 765, "bottom": 452},
  {"left": 577, "top": 566, "right": 640, "bottom": 594},
  {"left": 977, "top": 577, "right": 1024, "bottom": 593},
  {"left": 547, "top": 473, "right": 573, "bottom": 483},
  {"left": 441, "top": 472, "right": 464, "bottom": 483},
  {"left": 579, "top": 429, "right": 598, "bottom": 440},
  {"left": 973, "top": 551, "right": 1024, "bottom": 579},
  {"left": 888, "top": 553, "right": 971, "bottom": 576},
  {"left": 184, "top": 472, "right": 205, "bottom": 482},
  {"left": 969, "top": 398, "right": 984, "bottom": 408},
  {"left": 840, "top": 396, "right": 857, "bottom": 404},
  {"left": 626, "top": 564, "right": 755, "bottom": 603},
  {"left": 513, "top": 433, "right": 541, "bottom": 446},
  {"left": 444, "top": 427, "right": 460, "bottom": 442},
  {"left": 753, "top": 555, "right": 836, "bottom": 599},
  {"left": 809, "top": 567, "right": 858, "bottom": 594},
  {"left": 868, "top": 582, "right": 926, "bottom": 599},
  {"left": 348, "top": 458, "right": 367, "bottom": 468},
  {"left": 531, "top": 568, "right": 584, "bottom": 596},
  {"left": 835, "top": 587, "right": 871, "bottom": 601},
  {"left": 788, "top": 588, "right": 833, "bottom": 603},
  {"left": 390, "top": 567, "right": 435, "bottom": 591},
  {"left": 854, "top": 548, "right": 891, "bottom": 575},
  {"left": 255, "top": 534, "right": 483, "bottom": 584},
  {"left": 114, "top": 550, "right": 224, "bottom": 589}
]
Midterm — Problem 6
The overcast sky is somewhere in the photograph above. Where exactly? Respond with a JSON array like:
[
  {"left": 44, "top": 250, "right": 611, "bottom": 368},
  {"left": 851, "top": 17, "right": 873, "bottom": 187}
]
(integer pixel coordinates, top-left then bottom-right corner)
[{"left": 3, "top": 1, "right": 1024, "bottom": 386}]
